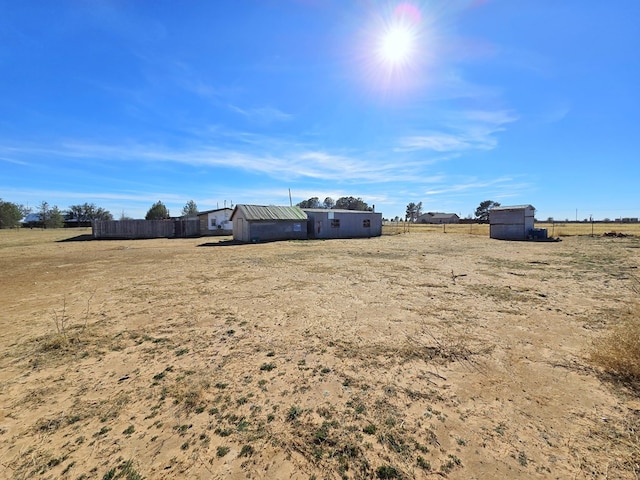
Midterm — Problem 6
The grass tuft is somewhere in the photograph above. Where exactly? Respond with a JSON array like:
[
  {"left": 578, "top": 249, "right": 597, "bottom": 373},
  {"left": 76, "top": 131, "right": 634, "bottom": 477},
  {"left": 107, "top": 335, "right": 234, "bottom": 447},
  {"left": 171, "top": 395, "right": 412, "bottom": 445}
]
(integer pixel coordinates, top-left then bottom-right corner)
[{"left": 591, "top": 303, "right": 640, "bottom": 387}]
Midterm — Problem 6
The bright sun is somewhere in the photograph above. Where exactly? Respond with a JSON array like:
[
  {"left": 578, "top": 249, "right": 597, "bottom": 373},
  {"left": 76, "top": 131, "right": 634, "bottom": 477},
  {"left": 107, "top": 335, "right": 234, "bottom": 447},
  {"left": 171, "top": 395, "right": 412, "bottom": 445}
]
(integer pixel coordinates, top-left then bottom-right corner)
[{"left": 378, "top": 24, "right": 416, "bottom": 67}]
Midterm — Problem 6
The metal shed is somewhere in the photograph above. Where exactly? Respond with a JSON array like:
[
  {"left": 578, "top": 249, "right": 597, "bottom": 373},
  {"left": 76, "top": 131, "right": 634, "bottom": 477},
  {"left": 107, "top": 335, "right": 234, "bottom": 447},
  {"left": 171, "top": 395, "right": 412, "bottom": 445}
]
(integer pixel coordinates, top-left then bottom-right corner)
[
  {"left": 230, "top": 205, "right": 308, "bottom": 243},
  {"left": 304, "top": 209, "right": 382, "bottom": 239},
  {"left": 489, "top": 205, "right": 535, "bottom": 240}
]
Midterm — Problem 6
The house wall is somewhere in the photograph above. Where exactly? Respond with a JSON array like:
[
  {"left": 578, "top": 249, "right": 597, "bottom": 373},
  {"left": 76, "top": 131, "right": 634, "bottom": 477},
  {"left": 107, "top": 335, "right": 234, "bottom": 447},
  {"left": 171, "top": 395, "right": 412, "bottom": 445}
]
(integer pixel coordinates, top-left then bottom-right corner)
[
  {"left": 490, "top": 208, "right": 535, "bottom": 240},
  {"left": 418, "top": 215, "right": 460, "bottom": 224},
  {"left": 306, "top": 211, "right": 382, "bottom": 239},
  {"left": 199, "top": 210, "right": 233, "bottom": 235}
]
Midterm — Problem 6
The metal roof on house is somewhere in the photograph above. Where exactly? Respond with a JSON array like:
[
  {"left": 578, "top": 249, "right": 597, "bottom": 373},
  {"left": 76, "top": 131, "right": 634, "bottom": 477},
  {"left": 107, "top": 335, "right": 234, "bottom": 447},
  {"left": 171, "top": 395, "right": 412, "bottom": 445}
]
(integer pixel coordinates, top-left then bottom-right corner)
[
  {"left": 424, "top": 212, "right": 459, "bottom": 219},
  {"left": 196, "top": 208, "right": 233, "bottom": 216},
  {"left": 231, "top": 205, "right": 307, "bottom": 221},
  {"left": 303, "top": 208, "right": 378, "bottom": 214},
  {"left": 491, "top": 204, "right": 535, "bottom": 211}
]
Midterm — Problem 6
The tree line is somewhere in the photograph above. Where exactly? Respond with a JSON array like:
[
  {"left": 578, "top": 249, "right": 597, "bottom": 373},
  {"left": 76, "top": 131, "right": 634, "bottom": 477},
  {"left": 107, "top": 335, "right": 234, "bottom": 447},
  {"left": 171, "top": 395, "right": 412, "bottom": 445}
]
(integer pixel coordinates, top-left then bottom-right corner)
[
  {"left": 1, "top": 196, "right": 503, "bottom": 228},
  {"left": 296, "top": 196, "right": 373, "bottom": 211}
]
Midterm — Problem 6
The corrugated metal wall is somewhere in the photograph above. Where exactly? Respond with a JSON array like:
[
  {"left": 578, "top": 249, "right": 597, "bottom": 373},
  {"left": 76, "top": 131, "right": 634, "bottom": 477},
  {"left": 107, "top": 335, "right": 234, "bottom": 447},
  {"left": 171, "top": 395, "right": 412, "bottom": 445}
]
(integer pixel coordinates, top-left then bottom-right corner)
[{"left": 245, "top": 221, "right": 307, "bottom": 242}]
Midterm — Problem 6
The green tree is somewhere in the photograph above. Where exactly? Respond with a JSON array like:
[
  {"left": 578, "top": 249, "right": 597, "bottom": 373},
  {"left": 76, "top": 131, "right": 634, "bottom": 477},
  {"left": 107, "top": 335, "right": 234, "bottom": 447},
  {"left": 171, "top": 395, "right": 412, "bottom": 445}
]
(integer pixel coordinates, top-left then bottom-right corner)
[
  {"left": 334, "top": 196, "right": 371, "bottom": 211},
  {"left": 296, "top": 197, "right": 321, "bottom": 209},
  {"left": 38, "top": 201, "right": 64, "bottom": 228},
  {"left": 474, "top": 200, "right": 501, "bottom": 223},
  {"left": 0, "top": 199, "right": 29, "bottom": 228},
  {"left": 47, "top": 206, "right": 65, "bottom": 228},
  {"left": 323, "top": 197, "right": 335, "bottom": 209},
  {"left": 68, "top": 203, "right": 113, "bottom": 223},
  {"left": 405, "top": 201, "right": 423, "bottom": 222},
  {"left": 145, "top": 201, "right": 170, "bottom": 220},
  {"left": 181, "top": 200, "right": 198, "bottom": 216}
]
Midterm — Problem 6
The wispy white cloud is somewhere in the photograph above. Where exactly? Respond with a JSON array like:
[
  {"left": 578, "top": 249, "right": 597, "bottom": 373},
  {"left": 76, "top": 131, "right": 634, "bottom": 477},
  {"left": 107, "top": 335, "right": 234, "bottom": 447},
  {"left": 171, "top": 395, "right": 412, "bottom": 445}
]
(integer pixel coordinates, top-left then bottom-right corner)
[
  {"left": 2, "top": 138, "right": 436, "bottom": 185},
  {"left": 229, "top": 104, "right": 294, "bottom": 124},
  {"left": 397, "top": 109, "right": 518, "bottom": 152},
  {"left": 0, "top": 156, "right": 30, "bottom": 166}
]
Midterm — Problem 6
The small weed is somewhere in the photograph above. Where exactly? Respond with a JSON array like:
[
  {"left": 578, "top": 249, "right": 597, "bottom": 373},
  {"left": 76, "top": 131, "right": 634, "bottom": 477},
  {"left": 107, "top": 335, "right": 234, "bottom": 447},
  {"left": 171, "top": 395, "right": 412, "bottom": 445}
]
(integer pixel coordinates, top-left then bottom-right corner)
[
  {"left": 123, "top": 425, "right": 135, "bottom": 435},
  {"left": 181, "top": 441, "right": 190, "bottom": 450},
  {"left": 517, "top": 450, "right": 528, "bottom": 466},
  {"left": 363, "top": 424, "right": 377, "bottom": 435},
  {"left": 260, "top": 362, "right": 276, "bottom": 372},
  {"left": 417, "top": 456, "right": 431, "bottom": 471},
  {"left": 174, "top": 424, "right": 192, "bottom": 435},
  {"left": 93, "top": 426, "right": 111, "bottom": 437},
  {"left": 266, "top": 351, "right": 275, "bottom": 357},
  {"left": 175, "top": 348, "right": 189, "bottom": 356},
  {"left": 239, "top": 445, "right": 255, "bottom": 457},
  {"left": 214, "top": 382, "right": 228, "bottom": 389},
  {"left": 217, "top": 446, "right": 230, "bottom": 457},
  {"left": 287, "top": 405, "right": 302, "bottom": 421},
  {"left": 456, "top": 437, "right": 467, "bottom": 446}
]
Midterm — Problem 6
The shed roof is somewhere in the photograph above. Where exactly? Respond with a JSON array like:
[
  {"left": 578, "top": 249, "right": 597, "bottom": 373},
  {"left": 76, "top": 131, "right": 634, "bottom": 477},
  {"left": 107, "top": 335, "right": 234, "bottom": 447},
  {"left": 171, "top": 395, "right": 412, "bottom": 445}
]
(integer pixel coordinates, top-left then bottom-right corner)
[
  {"left": 231, "top": 205, "right": 307, "bottom": 221},
  {"left": 491, "top": 204, "right": 535, "bottom": 211}
]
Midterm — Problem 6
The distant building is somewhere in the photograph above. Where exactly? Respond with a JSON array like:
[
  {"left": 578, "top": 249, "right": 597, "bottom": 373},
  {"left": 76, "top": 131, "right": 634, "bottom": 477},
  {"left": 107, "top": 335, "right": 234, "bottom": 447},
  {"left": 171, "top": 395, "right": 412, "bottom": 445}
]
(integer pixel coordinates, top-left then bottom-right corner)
[
  {"left": 197, "top": 208, "right": 233, "bottom": 236},
  {"left": 230, "top": 205, "right": 308, "bottom": 243},
  {"left": 304, "top": 209, "right": 382, "bottom": 239},
  {"left": 416, "top": 212, "right": 460, "bottom": 224},
  {"left": 489, "top": 205, "right": 535, "bottom": 240}
]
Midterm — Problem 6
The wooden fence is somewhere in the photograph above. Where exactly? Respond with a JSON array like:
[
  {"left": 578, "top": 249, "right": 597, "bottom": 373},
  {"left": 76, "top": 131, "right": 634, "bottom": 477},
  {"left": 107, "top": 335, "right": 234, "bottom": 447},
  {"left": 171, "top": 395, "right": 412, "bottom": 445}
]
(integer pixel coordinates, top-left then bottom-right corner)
[{"left": 92, "top": 219, "right": 200, "bottom": 239}]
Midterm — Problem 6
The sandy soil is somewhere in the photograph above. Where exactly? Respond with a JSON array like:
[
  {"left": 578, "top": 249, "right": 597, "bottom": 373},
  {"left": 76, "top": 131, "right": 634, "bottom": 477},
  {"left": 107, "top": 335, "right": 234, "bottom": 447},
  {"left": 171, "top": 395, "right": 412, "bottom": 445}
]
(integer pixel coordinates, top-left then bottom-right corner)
[{"left": 0, "top": 228, "right": 639, "bottom": 479}]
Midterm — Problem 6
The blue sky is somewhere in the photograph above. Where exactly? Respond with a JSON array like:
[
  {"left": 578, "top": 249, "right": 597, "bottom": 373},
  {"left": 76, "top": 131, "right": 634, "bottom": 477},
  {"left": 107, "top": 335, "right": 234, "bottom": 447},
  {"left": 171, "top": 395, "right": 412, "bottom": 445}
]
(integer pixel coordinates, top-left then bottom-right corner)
[{"left": 1, "top": 0, "right": 638, "bottom": 221}]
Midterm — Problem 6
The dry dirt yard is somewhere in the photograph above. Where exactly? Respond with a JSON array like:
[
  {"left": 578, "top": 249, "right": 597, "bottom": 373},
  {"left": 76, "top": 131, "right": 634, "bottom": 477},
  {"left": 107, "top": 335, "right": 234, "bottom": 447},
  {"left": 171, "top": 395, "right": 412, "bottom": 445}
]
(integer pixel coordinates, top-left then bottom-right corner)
[{"left": 0, "top": 228, "right": 639, "bottom": 479}]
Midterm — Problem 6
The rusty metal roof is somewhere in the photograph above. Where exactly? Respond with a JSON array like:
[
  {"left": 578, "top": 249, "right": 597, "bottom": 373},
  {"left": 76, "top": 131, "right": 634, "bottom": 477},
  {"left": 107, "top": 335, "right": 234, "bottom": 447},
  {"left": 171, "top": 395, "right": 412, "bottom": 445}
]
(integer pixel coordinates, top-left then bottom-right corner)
[{"left": 231, "top": 205, "right": 307, "bottom": 221}]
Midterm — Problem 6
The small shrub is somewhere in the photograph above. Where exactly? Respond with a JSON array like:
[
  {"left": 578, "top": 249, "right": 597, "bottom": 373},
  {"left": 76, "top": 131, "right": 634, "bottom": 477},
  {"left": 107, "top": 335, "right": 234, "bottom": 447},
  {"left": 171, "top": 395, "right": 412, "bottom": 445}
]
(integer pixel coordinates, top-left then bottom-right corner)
[
  {"left": 376, "top": 465, "right": 401, "bottom": 479},
  {"left": 123, "top": 425, "right": 135, "bottom": 435},
  {"left": 260, "top": 362, "right": 276, "bottom": 372},
  {"left": 217, "top": 446, "right": 230, "bottom": 457}
]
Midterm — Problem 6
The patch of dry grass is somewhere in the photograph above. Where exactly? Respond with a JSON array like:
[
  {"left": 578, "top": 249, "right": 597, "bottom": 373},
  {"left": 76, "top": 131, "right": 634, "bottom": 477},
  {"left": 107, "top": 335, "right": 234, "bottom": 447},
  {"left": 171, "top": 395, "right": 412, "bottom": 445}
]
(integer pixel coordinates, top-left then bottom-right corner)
[{"left": 591, "top": 303, "right": 640, "bottom": 387}]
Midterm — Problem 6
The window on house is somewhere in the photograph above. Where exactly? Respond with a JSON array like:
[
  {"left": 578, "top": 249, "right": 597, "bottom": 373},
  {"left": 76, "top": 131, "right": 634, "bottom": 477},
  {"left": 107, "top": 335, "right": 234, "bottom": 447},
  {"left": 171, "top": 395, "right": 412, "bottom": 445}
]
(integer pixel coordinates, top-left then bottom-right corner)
[
  {"left": 210, "top": 219, "right": 217, "bottom": 227},
  {"left": 331, "top": 219, "right": 340, "bottom": 228},
  {"left": 363, "top": 219, "right": 371, "bottom": 228}
]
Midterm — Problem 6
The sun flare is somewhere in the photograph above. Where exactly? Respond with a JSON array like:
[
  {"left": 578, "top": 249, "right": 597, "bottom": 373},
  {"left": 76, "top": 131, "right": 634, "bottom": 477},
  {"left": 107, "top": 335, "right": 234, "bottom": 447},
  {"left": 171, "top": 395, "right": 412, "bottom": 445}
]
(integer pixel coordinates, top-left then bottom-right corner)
[{"left": 379, "top": 25, "right": 415, "bottom": 65}]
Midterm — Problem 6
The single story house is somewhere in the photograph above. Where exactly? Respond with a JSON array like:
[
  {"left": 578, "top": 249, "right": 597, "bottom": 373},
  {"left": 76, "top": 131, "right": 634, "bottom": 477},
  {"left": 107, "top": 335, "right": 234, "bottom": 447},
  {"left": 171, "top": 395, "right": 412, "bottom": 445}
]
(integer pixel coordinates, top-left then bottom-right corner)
[
  {"left": 230, "top": 205, "right": 308, "bottom": 242},
  {"left": 303, "top": 209, "right": 382, "bottom": 239},
  {"left": 489, "top": 205, "right": 535, "bottom": 240},
  {"left": 197, "top": 208, "right": 233, "bottom": 236},
  {"left": 416, "top": 212, "right": 460, "bottom": 224}
]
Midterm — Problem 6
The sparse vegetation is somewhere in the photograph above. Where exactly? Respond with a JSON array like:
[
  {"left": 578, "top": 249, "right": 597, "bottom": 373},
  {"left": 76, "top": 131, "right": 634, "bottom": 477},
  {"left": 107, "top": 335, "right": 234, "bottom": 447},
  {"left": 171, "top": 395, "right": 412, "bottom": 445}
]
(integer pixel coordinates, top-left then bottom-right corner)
[
  {"left": 591, "top": 303, "right": 640, "bottom": 386},
  {"left": 2, "top": 228, "right": 640, "bottom": 479}
]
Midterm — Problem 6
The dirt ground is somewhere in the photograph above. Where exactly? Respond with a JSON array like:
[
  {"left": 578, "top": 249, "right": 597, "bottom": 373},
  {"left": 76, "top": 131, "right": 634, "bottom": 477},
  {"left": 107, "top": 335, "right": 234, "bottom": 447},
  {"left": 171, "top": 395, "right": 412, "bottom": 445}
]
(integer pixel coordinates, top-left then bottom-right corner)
[{"left": 0, "top": 228, "right": 639, "bottom": 479}]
